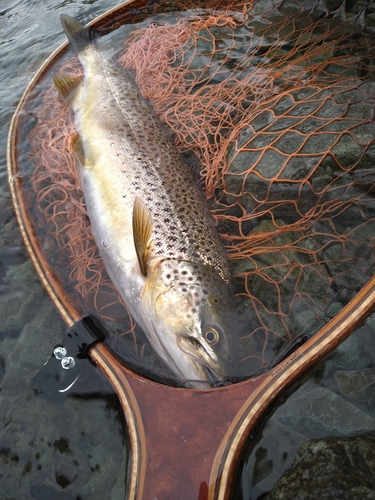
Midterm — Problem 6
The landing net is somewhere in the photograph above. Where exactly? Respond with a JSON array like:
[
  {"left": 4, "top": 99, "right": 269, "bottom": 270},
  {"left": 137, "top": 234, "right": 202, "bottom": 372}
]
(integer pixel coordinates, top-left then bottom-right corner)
[{"left": 25, "top": 0, "right": 375, "bottom": 380}]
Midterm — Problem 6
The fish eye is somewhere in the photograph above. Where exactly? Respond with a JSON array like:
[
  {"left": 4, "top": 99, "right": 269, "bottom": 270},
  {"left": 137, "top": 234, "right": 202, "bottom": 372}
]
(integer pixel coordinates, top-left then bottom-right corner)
[{"left": 205, "top": 327, "right": 219, "bottom": 345}]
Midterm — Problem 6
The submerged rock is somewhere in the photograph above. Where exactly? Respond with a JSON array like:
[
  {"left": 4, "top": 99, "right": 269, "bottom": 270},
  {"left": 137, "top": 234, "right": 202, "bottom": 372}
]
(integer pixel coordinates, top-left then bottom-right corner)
[
  {"left": 324, "top": 318, "right": 375, "bottom": 374},
  {"left": 335, "top": 368, "right": 375, "bottom": 406},
  {"left": 1, "top": 297, "right": 64, "bottom": 392},
  {"left": 224, "top": 84, "right": 375, "bottom": 212},
  {"left": 274, "top": 380, "right": 375, "bottom": 438},
  {"left": 265, "top": 435, "right": 375, "bottom": 500},
  {"left": 0, "top": 389, "right": 128, "bottom": 500},
  {"left": 240, "top": 418, "right": 306, "bottom": 499}
]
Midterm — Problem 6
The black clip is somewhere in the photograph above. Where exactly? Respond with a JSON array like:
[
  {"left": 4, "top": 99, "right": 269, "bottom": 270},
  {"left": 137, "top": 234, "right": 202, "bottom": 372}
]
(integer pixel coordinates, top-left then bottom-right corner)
[{"left": 33, "top": 315, "right": 108, "bottom": 399}]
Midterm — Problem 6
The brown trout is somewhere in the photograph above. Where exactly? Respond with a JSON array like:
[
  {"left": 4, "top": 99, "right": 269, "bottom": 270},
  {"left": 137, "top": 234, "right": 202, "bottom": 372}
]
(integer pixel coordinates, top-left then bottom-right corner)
[{"left": 54, "top": 15, "right": 238, "bottom": 389}]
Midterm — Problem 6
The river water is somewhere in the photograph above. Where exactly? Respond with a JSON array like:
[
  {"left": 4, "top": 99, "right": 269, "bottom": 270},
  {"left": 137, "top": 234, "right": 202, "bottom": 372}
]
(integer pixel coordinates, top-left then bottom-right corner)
[
  {"left": 1, "top": 0, "right": 375, "bottom": 499},
  {"left": 1, "top": 2, "right": 130, "bottom": 498}
]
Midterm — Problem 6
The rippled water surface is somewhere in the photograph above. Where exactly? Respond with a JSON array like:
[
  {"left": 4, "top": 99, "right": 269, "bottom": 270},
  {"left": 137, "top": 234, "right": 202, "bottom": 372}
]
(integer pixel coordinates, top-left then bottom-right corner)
[
  {"left": 1, "top": 2, "right": 130, "bottom": 498},
  {"left": 1, "top": 0, "right": 375, "bottom": 499}
]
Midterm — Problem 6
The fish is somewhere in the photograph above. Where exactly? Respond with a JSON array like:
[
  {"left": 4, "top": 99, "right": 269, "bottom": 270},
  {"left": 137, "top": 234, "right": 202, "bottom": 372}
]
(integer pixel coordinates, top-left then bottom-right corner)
[{"left": 53, "top": 15, "right": 238, "bottom": 389}]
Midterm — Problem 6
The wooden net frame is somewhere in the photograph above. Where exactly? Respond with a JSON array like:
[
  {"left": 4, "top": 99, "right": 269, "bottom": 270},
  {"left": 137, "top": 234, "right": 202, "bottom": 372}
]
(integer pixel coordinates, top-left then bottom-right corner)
[{"left": 7, "top": 1, "right": 375, "bottom": 498}]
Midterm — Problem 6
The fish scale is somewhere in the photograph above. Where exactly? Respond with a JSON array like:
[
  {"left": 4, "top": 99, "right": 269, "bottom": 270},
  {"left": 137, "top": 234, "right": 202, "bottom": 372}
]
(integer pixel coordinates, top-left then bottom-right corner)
[
  {"left": 55, "top": 15, "right": 238, "bottom": 388},
  {"left": 101, "top": 73, "right": 230, "bottom": 282},
  {"left": 93, "top": 42, "right": 230, "bottom": 274}
]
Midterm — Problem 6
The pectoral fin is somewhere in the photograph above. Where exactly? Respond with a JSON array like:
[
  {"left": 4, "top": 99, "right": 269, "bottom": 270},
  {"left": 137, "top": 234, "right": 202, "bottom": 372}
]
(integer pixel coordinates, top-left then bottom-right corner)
[
  {"left": 132, "top": 197, "right": 153, "bottom": 276},
  {"left": 53, "top": 73, "right": 83, "bottom": 100}
]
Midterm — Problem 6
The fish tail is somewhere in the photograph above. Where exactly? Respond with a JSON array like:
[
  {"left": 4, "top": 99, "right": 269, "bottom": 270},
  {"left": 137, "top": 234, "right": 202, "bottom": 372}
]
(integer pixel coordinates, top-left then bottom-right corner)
[{"left": 60, "top": 14, "right": 97, "bottom": 55}]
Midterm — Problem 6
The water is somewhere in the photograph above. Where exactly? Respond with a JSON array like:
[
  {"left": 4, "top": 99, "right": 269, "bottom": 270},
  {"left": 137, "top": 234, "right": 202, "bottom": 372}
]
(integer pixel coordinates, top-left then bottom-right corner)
[
  {"left": 0, "top": 2, "right": 130, "bottom": 498},
  {"left": 232, "top": 320, "right": 375, "bottom": 499},
  {"left": 1, "top": 0, "right": 375, "bottom": 498}
]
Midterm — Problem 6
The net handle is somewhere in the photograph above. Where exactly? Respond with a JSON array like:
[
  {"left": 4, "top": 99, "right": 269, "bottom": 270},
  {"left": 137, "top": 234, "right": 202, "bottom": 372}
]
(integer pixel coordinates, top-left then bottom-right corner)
[{"left": 87, "top": 272, "right": 375, "bottom": 500}]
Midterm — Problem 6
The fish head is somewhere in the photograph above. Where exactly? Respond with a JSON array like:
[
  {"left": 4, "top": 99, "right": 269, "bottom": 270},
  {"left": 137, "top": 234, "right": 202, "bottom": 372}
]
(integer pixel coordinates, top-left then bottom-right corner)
[{"left": 142, "top": 260, "right": 238, "bottom": 389}]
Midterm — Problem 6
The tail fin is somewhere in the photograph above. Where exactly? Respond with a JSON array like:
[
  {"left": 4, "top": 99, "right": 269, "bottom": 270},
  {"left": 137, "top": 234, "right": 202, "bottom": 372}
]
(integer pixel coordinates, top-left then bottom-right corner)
[{"left": 60, "top": 15, "right": 97, "bottom": 55}]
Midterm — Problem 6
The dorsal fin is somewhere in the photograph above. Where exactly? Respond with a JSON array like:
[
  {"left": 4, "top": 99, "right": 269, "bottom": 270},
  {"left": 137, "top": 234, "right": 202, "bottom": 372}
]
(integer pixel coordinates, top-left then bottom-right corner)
[
  {"left": 132, "top": 197, "right": 153, "bottom": 276},
  {"left": 53, "top": 73, "right": 83, "bottom": 100}
]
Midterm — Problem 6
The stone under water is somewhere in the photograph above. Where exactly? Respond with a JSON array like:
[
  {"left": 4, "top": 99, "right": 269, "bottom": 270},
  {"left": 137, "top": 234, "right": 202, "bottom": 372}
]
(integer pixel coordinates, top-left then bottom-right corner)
[{"left": 265, "top": 435, "right": 375, "bottom": 500}]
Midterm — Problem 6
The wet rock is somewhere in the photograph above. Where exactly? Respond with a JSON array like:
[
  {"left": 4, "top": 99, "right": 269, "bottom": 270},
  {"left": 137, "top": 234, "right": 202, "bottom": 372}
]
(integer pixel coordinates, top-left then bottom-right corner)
[
  {"left": 224, "top": 85, "right": 375, "bottom": 212},
  {"left": 274, "top": 380, "right": 375, "bottom": 438},
  {"left": 0, "top": 386, "right": 127, "bottom": 500},
  {"left": 0, "top": 392, "right": 64, "bottom": 499},
  {"left": 1, "top": 298, "right": 64, "bottom": 391},
  {"left": 53, "top": 455, "right": 81, "bottom": 489},
  {"left": 2, "top": 219, "right": 16, "bottom": 233},
  {"left": 1, "top": 259, "right": 39, "bottom": 290},
  {"left": 3, "top": 286, "right": 46, "bottom": 336},
  {"left": 78, "top": 453, "right": 127, "bottom": 499},
  {"left": 240, "top": 418, "right": 306, "bottom": 499},
  {"left": 323, "top": 234, "right": 374, "bottom": 304},
  {"left": 0, "top": 259, "right": 42, "bottom": 325},
  {"left": 265, "top": 435, "right": 375, "bottom": 500},
  {"left": 232, "top": 219, "right": 300, "bottom": 277},
  {"left": 0, "top": 291, "right": 23, "bottom": 327},
  {"left": 231, "top": 218, "right": 338, "bottom": 344},
  {"left": 0, "top": 245, "right": 26, "bottom": 267},
  {"left": 324, "top": 318, "right": 375, "bottom": 374},
  {"left": 55, "top": 396, "right": 128, "bottom": 499},
  {"left": 0, "top": 195, "right": 11, "bottom": 216},
  {"left": 0, "top": 197, "right": 13, "bottom": 229},
  {"left": 0, "top": 446, "right": 30, "bottom": 499},
  {"left": 0, "top": 354, "right": 6, "bottom": 382},
  {"left": 321, "top": 0, "right": 345, "bottom": 13},
  {"left": 335, "top": 368, "right": 375, "bottom": 405}
]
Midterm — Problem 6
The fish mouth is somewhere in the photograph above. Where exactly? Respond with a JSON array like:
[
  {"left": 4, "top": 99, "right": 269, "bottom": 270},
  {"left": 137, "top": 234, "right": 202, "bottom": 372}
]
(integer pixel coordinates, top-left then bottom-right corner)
[
  {"left": 184, "top": 361, "right": 233, "bottom": 390},
  {"left": 178, "top": 336, "right": 233, "bottom": 389}
]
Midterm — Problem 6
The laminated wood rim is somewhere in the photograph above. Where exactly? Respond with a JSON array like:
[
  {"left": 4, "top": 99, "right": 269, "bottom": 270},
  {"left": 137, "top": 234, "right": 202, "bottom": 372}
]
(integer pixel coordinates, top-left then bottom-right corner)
[{"left": 7, "top": 1, "right": 375, "bottom": 498}]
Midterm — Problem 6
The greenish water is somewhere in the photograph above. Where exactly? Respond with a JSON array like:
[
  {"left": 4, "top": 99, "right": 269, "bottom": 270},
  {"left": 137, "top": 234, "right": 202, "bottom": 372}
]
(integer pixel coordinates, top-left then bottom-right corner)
[
  {"left": 233, "top": 321, "right": 375, "bottom": 499},
  {"left": 0, "top": 2, "right": 130, "bottom": 498},
  {"left": 1, "top": 0, "right": 375, "bottom": 499}
]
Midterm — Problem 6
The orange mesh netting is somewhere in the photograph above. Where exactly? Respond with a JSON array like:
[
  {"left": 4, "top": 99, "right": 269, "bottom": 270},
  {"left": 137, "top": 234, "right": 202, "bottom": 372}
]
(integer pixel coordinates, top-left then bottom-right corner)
[{"left": 26, "top": 0, "right": 375, "bottom": 379}]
